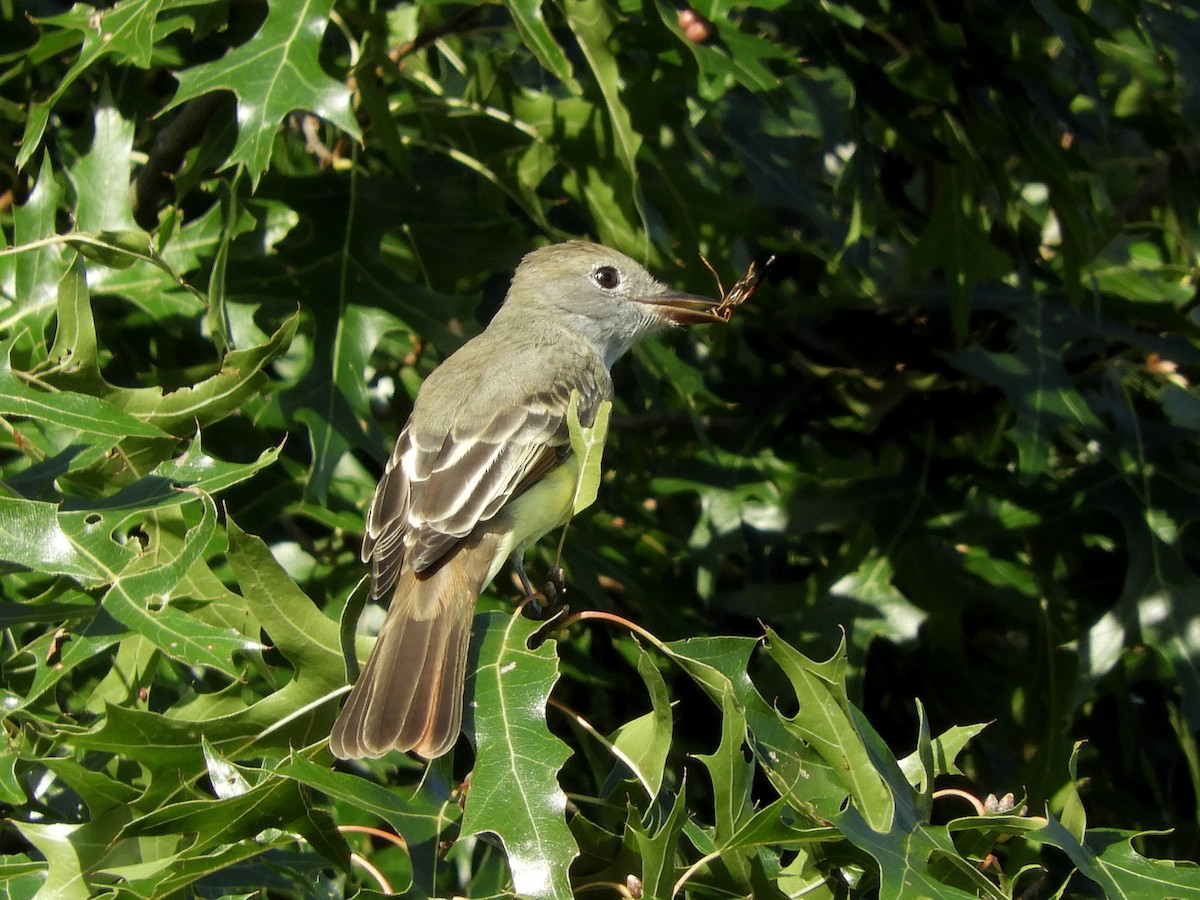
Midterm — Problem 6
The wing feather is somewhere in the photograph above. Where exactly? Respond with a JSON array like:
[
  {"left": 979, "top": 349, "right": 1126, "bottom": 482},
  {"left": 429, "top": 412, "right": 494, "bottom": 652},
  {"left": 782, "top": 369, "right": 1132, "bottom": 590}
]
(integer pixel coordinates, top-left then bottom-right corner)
[{"left": 361, "top": 345, "right": 611, "bottom": 599}]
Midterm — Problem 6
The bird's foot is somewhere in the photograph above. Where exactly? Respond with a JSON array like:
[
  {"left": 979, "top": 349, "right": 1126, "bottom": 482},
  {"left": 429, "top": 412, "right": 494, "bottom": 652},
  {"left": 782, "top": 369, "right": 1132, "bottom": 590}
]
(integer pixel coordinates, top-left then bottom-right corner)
[
  {"left": 542, "top": 565, "right": 566, "bottom": 606},
  {"left": 519, "top": 565, "right": 567, "bottom": 620}
]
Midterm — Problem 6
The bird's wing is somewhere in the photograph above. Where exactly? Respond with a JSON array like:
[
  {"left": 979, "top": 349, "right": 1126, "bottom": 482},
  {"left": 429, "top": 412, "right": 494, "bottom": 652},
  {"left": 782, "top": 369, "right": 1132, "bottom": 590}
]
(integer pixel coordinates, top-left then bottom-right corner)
[{"left": 361, "top": 367, "right": 608, "bottom": 599}]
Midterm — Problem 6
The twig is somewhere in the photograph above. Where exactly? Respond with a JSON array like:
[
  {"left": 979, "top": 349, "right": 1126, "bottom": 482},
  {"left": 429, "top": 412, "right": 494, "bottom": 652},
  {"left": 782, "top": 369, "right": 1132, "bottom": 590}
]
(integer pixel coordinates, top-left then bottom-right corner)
[{"left": 133, "top": 94, "right": 226, "bottom": 229}]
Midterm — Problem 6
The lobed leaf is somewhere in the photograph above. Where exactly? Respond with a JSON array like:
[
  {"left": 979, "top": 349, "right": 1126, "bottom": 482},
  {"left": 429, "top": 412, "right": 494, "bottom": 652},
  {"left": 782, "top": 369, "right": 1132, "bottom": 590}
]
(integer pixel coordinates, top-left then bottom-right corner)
[
  {"left": 462, "top": 611, "right": 577, "bottom": 900},
  {"left": 166, "top": 0, "right": 361, "bottom": 184}
]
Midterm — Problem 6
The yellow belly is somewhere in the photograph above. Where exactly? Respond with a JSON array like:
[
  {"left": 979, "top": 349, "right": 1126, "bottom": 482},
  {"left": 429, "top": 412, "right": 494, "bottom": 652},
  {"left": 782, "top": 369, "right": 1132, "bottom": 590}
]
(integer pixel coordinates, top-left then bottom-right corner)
[{"left": 485, "top": 455, "right": 581, "bottom": 584}]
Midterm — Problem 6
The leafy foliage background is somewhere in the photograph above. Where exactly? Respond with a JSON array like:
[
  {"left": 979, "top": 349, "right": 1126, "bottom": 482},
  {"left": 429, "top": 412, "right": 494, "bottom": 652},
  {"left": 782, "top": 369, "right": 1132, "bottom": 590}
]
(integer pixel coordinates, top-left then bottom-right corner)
[{"left": 2, "top": 0, "right": 1200, "bottom": 897}]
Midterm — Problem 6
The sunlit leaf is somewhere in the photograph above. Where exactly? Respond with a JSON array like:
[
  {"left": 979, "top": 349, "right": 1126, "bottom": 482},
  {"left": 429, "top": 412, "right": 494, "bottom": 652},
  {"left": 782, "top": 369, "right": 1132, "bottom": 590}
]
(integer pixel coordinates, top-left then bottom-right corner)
[
  {"left": 567, "top": 392, "right": 611, "bottom": 515},
  {"left": 627, "top": 780, "right": 690, "bottom": 899},
  {"left": 167, "top": 0, "right": 360, "bottom": 183},
  {"left": 99, "top": 493, "right": 261, "bottom": 674},
  {"left": 69, "top": 94, "right": 140, "bottom": 236},
  {"left": 462, "top": 611, "right": 577, "bottom": 900},
  {"left": 8, "top": 155, "right": 67, "bottom": 342},
  {"left": 0, "top": 370, "right": 167, "bottom": 440},
  {"left": 503, "top": 0, "right": 576, "bottom": 85},
  {"left": 17, "top": 0, "right": 172, "bottom": 169},
  {"left": 606, "top": 642, "right": 673, "bottom": 798},
  {"left": 764, "top": 632, "right": 896, "bottom": 832}
]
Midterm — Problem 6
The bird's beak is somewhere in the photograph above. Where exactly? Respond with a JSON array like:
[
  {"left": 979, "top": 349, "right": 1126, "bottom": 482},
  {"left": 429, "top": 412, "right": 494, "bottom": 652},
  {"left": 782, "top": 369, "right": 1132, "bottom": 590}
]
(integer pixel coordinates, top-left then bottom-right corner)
[{"left": 636, "top": 289, "right": 725, "bottom": 325}]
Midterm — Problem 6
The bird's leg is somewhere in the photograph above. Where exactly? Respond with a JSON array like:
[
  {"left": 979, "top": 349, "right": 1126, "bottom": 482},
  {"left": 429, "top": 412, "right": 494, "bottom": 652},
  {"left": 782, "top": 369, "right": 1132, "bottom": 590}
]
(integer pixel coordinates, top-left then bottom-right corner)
[
  {"left": 512, "top": 553, "right": 547, "bottom": 619},
  {"left": 512, "top": 553, "right": 538, "bottom": 600}
]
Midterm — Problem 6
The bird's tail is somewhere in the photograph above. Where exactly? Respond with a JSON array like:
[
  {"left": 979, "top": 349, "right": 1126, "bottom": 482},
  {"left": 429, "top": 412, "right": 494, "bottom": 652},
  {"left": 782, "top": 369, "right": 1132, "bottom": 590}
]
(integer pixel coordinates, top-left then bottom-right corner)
[{"left": 330, "top": 530, "right": 501, "bottom": 759}]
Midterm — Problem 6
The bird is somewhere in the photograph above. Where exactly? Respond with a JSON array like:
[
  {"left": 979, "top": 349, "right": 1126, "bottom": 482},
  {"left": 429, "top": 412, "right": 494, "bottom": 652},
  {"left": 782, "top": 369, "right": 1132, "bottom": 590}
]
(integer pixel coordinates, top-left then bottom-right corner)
[{"left": 329, "top": 240, "right": 722, "bottom": 759}]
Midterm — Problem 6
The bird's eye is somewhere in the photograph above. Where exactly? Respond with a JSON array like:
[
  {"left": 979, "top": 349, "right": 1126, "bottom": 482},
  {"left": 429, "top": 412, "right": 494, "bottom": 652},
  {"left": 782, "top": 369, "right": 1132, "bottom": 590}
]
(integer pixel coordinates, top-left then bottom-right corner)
[{"left": 593, "top": 266, "right": 621, "bottom": 290}]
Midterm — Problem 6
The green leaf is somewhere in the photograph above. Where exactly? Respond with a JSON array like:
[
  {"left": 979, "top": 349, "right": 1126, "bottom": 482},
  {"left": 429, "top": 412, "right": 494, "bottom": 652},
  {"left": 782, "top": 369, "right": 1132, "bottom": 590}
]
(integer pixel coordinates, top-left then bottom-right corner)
[
  {"left": 17, "top": 0, "right": 168, "bottom": 169},
  {"left": 1087, "top": 831, "right": 1200, "bottom": 897},
  {"left": 0, "top": 371, "right": 167, "bottom": 440},
  {"left": 462, "top": 611, "right": 577, "bottom": 900},
  {"left": 96, "top": 842, "right": 268, "bottom": 899},
  {"left": 0, "top": 857, "right": 47, "bottom": 898},
  {"left": 106, "top": 311, "right": 300, "bottom": 439},
  {"left": 654, "top": 0, "right": 791, "bottom": 100},
  {"left": 663, "top": 636, "right": 850, "bottom": 823},
  {"left": 66, "top": 519, "right": 340, "bottom": 768},
  {"left": 606, "top": 643, "right": 673, "bottom": 798},
  {"left": 225, "top": 517, "right": 344, "bottom": 691},
  {"left": 764, "top": 632, "right": 896, "bottom": 833},
  {"left": 897, "top": 722, "right": 989, "bottom": 791},
  {"left": 290, "top": 303, "right": 398, "bottom": 504},
  {"left": 39, "top": 263, "right": 298, "bottom": 461},
  {"left": 503, "top": 0, "right": 576, "bottom": 85},
  {"left": 830, "top": 806, "right": 989, "bottom": 900},
  {"left": 0, "top": 748, "right": 24, "bottom": 807},
  {"left": 1, "top": 447, "right": 277, "bottom": 681},
  {"left": 18, "top": 607, "right": 132, "bottom": 711},
  {"left": 694, "top": 670, "right": 755, "bottom": 883},
  {"left": 99, "top": 492, "right": 259, "bottom": 674},
  {"left": 826, "top": 537, "right": 926, "bottom": 647},
  {"left": 566, "top": 391, "right": 611, "bottom": 515},
  {"left": 8, "top": 155, "right": 68, "bottom": 343},
  {"left": 69, "top": 230, "right": 154, "bottom": 270},
  {"left": 627, "top": 780, "right": 691, "bottom": 899},
  {"left": 154, "top": 436, "right": 282, "bottom": 494},
  {"left": 46, "top": 257, "right": 100, "bottom": 380},
  {"left": 202, "top": 735, "right": 253, "bottom": 799},
  {"left": 907, "top": 165, "right": 1012, "bottom": 342},
  {"left": 562, "top": 0, "right": 642, "bottom": 193},
  {"left": 946, "top": 301, "right": 1105, "bottom": 477},
  {"left": 166, "top": 0, "right": 361, "bottom": 184},
  {"left": 121, "top": 771, "right": 302, "bottom": 848},
  {"left": 0, "top": 494, "right": 142, "bottom": 587},
  {"left": 2, "top": 440, "right": 277, "bottom": 594},
  {"left": 14, "top": 809, "right": 130, "bottom": 900},
  {"left": 273, "top": 754, "right": 455, "bottom": 895},
  {"left": 69, "top": 93, "right": 140, "bottom": 236},
  {"left": 1034, "top": 818, "right": 1200, "bottom": 899}
]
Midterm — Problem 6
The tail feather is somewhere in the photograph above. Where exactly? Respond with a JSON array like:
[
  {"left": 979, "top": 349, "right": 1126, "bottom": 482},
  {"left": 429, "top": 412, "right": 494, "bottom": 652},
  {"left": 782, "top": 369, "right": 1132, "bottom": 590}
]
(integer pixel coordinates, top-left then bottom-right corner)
[{"left": 331, "top": 531, "right": 499, "bottom": 760}]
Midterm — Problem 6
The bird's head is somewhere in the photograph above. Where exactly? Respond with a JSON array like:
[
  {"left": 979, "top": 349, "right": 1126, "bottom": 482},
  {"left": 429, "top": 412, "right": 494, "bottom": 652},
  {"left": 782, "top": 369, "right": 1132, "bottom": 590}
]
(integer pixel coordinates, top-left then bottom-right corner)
[{"left": 501, "top": 241, "right": 722, "bottom": 365}]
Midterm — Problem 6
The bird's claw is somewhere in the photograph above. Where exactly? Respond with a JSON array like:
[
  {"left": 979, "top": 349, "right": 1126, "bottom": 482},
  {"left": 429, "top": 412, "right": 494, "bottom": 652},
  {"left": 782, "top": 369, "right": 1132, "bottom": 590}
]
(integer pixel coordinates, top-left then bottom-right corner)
[{"left": 519, "top": 565, "right": 567, "bottom": 619}]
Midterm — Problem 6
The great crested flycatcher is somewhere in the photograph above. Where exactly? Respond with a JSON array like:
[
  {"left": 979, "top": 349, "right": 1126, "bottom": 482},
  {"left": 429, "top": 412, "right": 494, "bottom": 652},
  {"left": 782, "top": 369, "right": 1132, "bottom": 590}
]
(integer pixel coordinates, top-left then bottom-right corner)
[{"left": 330, "top": 240, "right": 722, "bottom": 760}]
